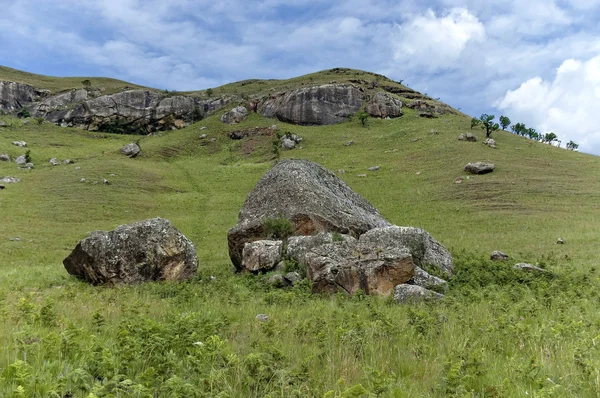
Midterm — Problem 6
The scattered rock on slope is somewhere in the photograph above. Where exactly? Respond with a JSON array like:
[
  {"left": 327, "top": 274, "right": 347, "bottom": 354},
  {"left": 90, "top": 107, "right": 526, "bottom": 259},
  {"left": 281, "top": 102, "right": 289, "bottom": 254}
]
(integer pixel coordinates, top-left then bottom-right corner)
[
  {"left": 120, "top": 143, "right": 141, "bottom": 158},
  {"left": 464, "top": 162, "right": 495, "bottom": 175},
  {"left": 0, "top": 81, "right": 49, "bottom": 112},
  {"left": 491, "top": 251, "right": 509, "bottom": 261},
  {"left": 63, "top": 217, "right": 198, "bottom": 285},
  {"left": 0, "top": 154, "right": 10, "bottom": 162},
  {"left": 394, "top": 284, "right": 444, "bottom": 303},
  {"left": 227, "top": 159, "right": 391, "bottom": 269},
  {"left": 259, "top": 84, "right": 364, "bottom": 125}
]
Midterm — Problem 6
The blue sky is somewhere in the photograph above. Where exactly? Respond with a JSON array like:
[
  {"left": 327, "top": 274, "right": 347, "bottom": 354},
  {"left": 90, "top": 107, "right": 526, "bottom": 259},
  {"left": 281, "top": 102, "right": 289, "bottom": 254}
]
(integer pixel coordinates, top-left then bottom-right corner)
[{"left": 1, "top": 0, "right": 600, "bottom": 154}]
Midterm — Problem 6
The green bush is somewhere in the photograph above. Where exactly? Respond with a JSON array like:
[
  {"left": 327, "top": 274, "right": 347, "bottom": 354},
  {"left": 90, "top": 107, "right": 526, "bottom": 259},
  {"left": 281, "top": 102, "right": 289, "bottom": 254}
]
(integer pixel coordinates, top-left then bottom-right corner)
[{"left": 263, "top": 214, "right": 293, "bottom": 240}]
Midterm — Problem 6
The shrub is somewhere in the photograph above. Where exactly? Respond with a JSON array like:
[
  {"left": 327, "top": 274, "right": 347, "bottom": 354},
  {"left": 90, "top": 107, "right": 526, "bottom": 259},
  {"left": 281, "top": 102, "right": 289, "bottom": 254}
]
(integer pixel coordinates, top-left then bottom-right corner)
[
  {"left": 357, "top": 111, "right": 369, "bottom": 127},
  {"left": 263, "top": 214, "right": 293, "bottom": 240}
]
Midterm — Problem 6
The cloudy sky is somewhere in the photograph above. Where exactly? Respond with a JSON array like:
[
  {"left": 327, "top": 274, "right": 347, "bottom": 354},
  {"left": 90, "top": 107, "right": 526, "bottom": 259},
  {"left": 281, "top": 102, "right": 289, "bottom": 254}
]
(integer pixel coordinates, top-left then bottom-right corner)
[{"left": 1, "top": 0, "right": 599, "bottom": 154}]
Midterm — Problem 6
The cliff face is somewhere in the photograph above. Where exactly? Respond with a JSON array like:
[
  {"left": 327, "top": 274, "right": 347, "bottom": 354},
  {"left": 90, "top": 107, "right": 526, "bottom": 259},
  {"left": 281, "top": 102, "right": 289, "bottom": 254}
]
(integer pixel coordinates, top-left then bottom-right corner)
[{"left": 0, "top": 81, "right": 49, "bottom": 113}]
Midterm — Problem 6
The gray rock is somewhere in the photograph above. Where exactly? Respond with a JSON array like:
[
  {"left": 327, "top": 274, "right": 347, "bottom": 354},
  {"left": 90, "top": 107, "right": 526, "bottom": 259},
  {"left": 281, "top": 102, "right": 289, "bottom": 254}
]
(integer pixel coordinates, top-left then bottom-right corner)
[
  {"left": 103, "top": 179, "right": 110, "bottom": 185},
  {"left": 464, "top": 162, "right": 495, "bottom": 174},
  {"left": 393, "top": 284, "right": 444, "bottom": 303},
  {"left": 284, "top": 272, "right": 302, "bottom": 285},
  {"left": 357, "top": 174, "right": 367, "bottom": 177},
  {"left": 483, "top": 138, "right": 497, "bottom": 149},
  {"left": 260, "top": 84, "right": 364, "bottom": 125},
  {"left": 408, "top": 266, "right": 449, "bottom": 293},
  {"left": 228, "top": 159, "right": 391, "bottom": 269},
  {"left": 368, "top": 166, "right": 380, "bottom": 171},
  {"left": 63, "top": 217, "right": 198, "bottom": 285},
  {"left": 556, "top": 238, "right": 565, "bottom": 244},
  {"left": 30, "top": 89, "right": 88, "bottom": 115},
  {"left": 280, "top": 136, "right": 297, "bottom": 150},
  {"left": 267, "top": 273, "right": 286, "bottom": 287},
  {"left": 199, "top": 133, "right": 207, "bottom": 139},
  {"left": 120, "top": 143, "right": 140, "bottom": 158},
  {"left": 49, "top": 158, "right": 60, "bottom": 166},
  {"left": 220, "top": 106, "right": 248, "bottom": 124},
  {"left": 344, "top": 141, "right": 354, "bottom": 146},
  {"left": 365, "top": 92, "right": 403, "bottom": 118},
  {"left": 466, "top": 133, "right": 477, "bottom": 142},
  {"left": 12, "top": 141, "right": 27, "bottom": 147},
  {"left": 80, "top": 178, "right": 86, "bottom": 183},
  {"left": 0, "top": 154, "right": 10, "bottom": 162},
  {"left": 0, "top": 121, "right": 6, "bottom": 127},
  {"left": 287, "top": 232, "right": 357, "bottom": 266},
  {"left": 0, "top": 81, "right": 48, "bottom": 112},
  {"left": 514, "top": 263, "right": 548, "bottom": 274},
  {"left": 255, "top": 314, "right": 269, "bottom": 322},
  {"left": 458, "top": 134, "right": 466, "bottom": 141},
  {"left": 200, "top": 126, "right": 207, "bottom": 130},
  {"left": 15, "top": 155, "right": 27, "bottom": 165},
  {"left": 455, "top": 177, "right": 463, "bottom": 184},
  {"left": 0, "top": 177, "right": 20, "bottom": 183},
  {"left": 24, "top": 162, "right": 34, "bottom": 169},
  {"left": 241, "top": 240, "right": 283, "bottom": 272},
  {"left": 305, "top": 239, "right": 414, "bottom": 296},
  {"left": 490, "top": 251, "right": 509, "bottom": 261},
  {"left": 358, "top": 226, "right": 454, "bottom": 276},
  {"left": 63, "top": 159, "right": 73, "bottom": 164}
]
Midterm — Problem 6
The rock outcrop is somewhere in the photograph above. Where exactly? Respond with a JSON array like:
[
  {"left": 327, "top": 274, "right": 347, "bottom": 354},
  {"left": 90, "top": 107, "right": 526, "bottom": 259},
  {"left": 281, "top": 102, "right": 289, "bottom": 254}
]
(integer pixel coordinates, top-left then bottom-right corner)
[
  {"left": 0, "top": 81, "right": 49, "bottom": 112},
  {"left": 221, "top": 106, "right": 248, "bottom": 124},
  {"left": 394, "top": 284, "right": 444, "bottom": 303},
  {"left": 260, "top": 84, "right": 364, "bottom": 125},
  {"left": 241, "top": 240, "right": 283, "bottom": 272},
  {"left": 63, "top": 218, "right": 198, "bottom": 284},
  {"left": 228, "top": 159, "right": 391, "bottom": 269},
  {"left": 365, "top": 92, "right": 403, "bottom": 118}
]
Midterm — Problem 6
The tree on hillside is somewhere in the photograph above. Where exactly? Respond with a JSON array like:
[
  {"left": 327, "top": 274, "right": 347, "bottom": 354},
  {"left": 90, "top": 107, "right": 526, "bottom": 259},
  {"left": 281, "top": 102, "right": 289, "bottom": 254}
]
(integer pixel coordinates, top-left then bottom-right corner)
[
  {"left": 470, "top": 117, "right": 481, "bottom": 129},
  {"left": 511, "top": 122, "right": 526, "bottom": 136},
  {"left": 543, "top": 132, "right": 558, "bottom": 144},
  {"left": 525, "top": 127, "right": 538, "bottom": 140},
  {"left": 499, "top": 115, "right": 511, "bottom": 130},
  {"left": 81, "top": 79, "right": 92, "bottom": 89},
  {"left": 357, "top": 111, "right": 369, "bottom": 127},
  {"left": 479, "top": 114, "right": 499, "bottom": 138},
  {"left": 566, "top": 140, "right": 579, "bottom": 150}
]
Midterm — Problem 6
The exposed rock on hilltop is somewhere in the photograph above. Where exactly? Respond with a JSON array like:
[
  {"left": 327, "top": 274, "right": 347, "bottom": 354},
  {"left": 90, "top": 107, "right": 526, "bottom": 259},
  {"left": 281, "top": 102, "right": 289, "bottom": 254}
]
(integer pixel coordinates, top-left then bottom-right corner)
[
  {"left": 259, "top": 84, "right": 365, "bottom": 125},
  {"left": 365, "top": 92, "right": 403, "bottom": 118},
  {"left": 0, "top": 81, "right": 49, "bottom": 112}
]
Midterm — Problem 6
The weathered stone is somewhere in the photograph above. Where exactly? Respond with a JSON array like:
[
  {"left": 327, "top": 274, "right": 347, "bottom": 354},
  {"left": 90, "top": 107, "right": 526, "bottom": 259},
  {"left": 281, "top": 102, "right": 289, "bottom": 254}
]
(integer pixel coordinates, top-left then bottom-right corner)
[
  {"left": 483, "top": 138, "right": 497, "bottom": 149},
  {"left": 464, "top": 162, "right": 495, "bottom": 174},
  {"left": 228, "top": 159, "right": 391, "bottom": 269},
  {"left": 490, "top": 251, "right": 509, "bottom": 261},
  {"left": 0, "top": 154, "right": 10, "bottom": 162},
  {"left": 63, "top": 218, "right": 198, "bottom": 285},
  {"left": 241, "top": 240, "right": 283, "bottom": 272},
  {"left": 80, "top": 178, "right": 86, "bottom": 183},
  {"left": 12, "top": 141, "right": 26, "bottom": 147},
  {"left": 31, "top": 89, "right": 88, "bottom": 115},
  {"left": 284, "top": 272, "right": 302, "bottom": 285},
  {"left": 49, "top": 158, "right": 61, "bottom": 166},
  {"left": 15, "top": 155, "right": 26, "bottom": 165},
  {"left": 458, "top": 134, "right": 466, "bottom": 141},
  {"left": 260, "top": 84, "right": 364, "bottom": 125},
  {"left": 514, "top": 263, "right": 548, "bottom": 274},
  {"left": 287, "top": 232, "right": 357, "bottom": 266},
  {"left": 455, "top": 177, "right": 463, "bottom": 184},
  {"left": 0, "top": 177, "right": 21, "bottom": 183},
  {"left": 358, "top": 226, "right": 454, "bottom": 276},
  {"left": 120, "top": 143, "right": 140, "bottom": 158},
  {"left": 368, "top": 166, "right": 380, "bottom": 171},
  {"left": 556, "top": 238, "right": 565, "bottom": 244},
  {"left": 267, "top": 273, "right": 286, "bottom": 287},
  {"left": 393, "top": 284, "right": 444, "bottom": 303},
  {"left": 305, "top": 239, "right": 414, "bottom": 296},
  {"left": 408, "top": 266, "right": 449, "bottom": 293},
  {"left": 280, "top": 136, "right": 297, "bottom": 150},
  {"left": 63, "top": 159, "right": 73, "bottom": 164},
  {"left": 24, "top": 162, "right": 34, "bottom": 169},
  {"left": 0, "top": 81, "right": 48, "bottom": 112},
  {"left": 255, "top": 314, "right": 269, "bottom": 322},
  {"left": 466, "top": 133, "right": 477, "bottom": 142},
  {"left": 344, "top": 141, "right": 354, "bottom": 146},
  {"left": 221, "top": 106, "right": 248, "bottom": 124},
  {"left": 365, "top": 92, "right": 403, "bottom": 118}
]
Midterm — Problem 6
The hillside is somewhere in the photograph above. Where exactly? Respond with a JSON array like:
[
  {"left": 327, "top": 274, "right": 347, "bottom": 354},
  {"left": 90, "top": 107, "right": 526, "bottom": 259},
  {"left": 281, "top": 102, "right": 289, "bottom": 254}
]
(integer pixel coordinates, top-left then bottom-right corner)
[{"left": 1, "top": 67, "right": 599, "bottom": 397}]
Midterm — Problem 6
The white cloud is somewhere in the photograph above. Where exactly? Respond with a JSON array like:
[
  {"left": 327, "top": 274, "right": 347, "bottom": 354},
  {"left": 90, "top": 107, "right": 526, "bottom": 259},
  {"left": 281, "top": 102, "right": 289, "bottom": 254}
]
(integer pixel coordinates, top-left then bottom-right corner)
[
  {"left": 496, "top": 56, "right": 600, "bottom": 154},
  {"left": 392, "top": 8, "right": 485, "bottom": 69}
]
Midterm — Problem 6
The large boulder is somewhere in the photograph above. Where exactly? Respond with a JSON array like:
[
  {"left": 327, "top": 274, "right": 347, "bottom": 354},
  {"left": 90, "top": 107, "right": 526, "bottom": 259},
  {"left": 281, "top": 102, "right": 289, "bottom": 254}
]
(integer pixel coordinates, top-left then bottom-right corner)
[
  {"left": 358, "top": 226, "right": 454, "bottom": 276},
  {"left": 0, "top": 81, "right": 48, "bottom": 112},
  {"left": 260, "top": 84, "right": 364, "bottom": 125},
  {"left": 305, "top": 239, "right": 414, "bottom": 296},
  {"left": 241, "top": 240, "right": 283, "bottom": 272},
  {"left": 120, "top": 143, "right": 141, "bottom": 158},
  {"left": 31, "top": 89, "right": 88, "bottom": 115},
  {"left": 221, "top": 106, "right": 248, "bottom": 124},
  {"left": 228, "top": 159, "right": 391, "bottom": 269},
  {"left": 365, "top": 92, "right": 403, "bottom": 118},
  {"left": 287, "top": 232, "right": 357, "bottom": 266},
  {"left": 63, "top": 218, "right": 198, "bottom": 285}
]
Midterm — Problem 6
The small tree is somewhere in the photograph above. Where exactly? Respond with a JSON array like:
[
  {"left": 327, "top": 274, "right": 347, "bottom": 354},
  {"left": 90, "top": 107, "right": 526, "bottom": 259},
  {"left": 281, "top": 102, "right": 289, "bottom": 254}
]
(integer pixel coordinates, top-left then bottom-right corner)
[
  {"left": 566, "top": 140, "right": 579, "bottom": 150},
  {"left": 511, "top": 122, "right": 526, "bottom": 136},
  {"left": 543, "top": 132, "right": 557, "bottom": 144},
  {"left": 526, "top": 128, "right": 538, "bottom": 141},
  {"left": 499, "top": 115, "right": 511, "bottom": 130},
  {"left": 479, "top": 114, "right": 499, "bottom": 138},
  {"left": 470, "top": 117, "right": 481, "bottom": 129},
  {"left": 206, "top": 88, "right": 214, "bottom": 97},
  {"left": 357, "top": 111, "right": 369, "bottom": 127},
  {"left": 81, "top": 79, "right": 92, "bottom": 89}
]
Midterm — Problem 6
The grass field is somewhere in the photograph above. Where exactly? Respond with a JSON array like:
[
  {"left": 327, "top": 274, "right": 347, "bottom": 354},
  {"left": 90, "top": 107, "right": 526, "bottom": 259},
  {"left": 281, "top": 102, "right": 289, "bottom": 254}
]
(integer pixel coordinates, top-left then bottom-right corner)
[{"left": 1, "top": 74, "right": 600, "bottom": 397}]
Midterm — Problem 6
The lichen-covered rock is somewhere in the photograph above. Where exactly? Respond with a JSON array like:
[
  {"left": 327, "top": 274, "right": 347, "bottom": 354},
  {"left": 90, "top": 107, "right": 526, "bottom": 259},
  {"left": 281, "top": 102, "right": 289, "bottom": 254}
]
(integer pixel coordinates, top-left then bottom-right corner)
[
  {"left": 491, "top": 251, "right": 509, "bottom": 261},
  {"left": 0, "top": 177, "right": 20, "bottom": 183},
  {"left": 394, "top": 284, "right": 445, "bottom": 303},
  {"left": 49, "top": 158, "right": 61, "bottom": 166},
  {"left": 365, "top": 92, "right": 403, "bottom": 118},
  {"left": 260, "top": 84, "right": 364, "bottom": 125},
  {"left": 12, "top": 141, "right": 27, "bottom": 147},
  {"left": 31, "top": 89, "right": 88, "bottom": 115},
  {"left": 287, "top": 232, "right": 357, "bottom": 266},
  {"left": 464, "top": 162, "right": 495, "bottom": 174},
  {"left": 0, "top": 81, "right": 48, "bottom": 112},
  {"left": 358, "top": 226, "right": 454, "bottom": 276},
  {"left": 483, "top": 138, "right": 497, "bottom": 149},
  {"left": 228, "top": 159, "right": 391, "bottom": 269},
  {"left": 305, "top": 239, "right": 414, "bottom": 296},
  {"left": 241, "top": 240, "right": 283, "bottom": 272},
  {"left": 0, "top": 154, "right": 10, "bottom": 162},
  {"left": 221, "top": 106, "right": 248, "bottom": 124},
  {"left": 514, "top": 263, "right": 548, "bottom": 274},
  {"left": 408, "top": 266, "right": 449, "bottom": 293},
  {"left": 15, "top": 155, "right": 26, "bottom": 165},
  {"left": 63, "top": 217, "right": 198, "bottom": 285},
  {"left": 120, "top": 143, "right": 141, "bottom": 158}
]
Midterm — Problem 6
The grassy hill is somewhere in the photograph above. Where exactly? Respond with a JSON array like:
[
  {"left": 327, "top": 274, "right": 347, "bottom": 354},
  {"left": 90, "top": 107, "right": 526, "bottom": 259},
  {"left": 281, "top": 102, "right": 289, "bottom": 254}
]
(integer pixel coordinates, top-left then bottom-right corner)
[{"left": 0, "top": 68, "right": 599, "bottom": 397}]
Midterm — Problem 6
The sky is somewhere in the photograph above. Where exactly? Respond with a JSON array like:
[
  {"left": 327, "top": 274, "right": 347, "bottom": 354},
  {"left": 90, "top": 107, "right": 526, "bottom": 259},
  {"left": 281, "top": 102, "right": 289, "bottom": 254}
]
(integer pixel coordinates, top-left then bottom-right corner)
[{"left": 1, "top": 0, "right": 600, "bottom": 154}]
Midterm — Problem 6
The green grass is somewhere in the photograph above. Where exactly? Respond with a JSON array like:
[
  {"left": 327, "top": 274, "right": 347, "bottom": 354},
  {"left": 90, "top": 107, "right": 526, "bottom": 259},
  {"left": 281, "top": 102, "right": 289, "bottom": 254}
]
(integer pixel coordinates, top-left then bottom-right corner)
[{"left": 1, "top": 90, "right": 600, "bottom": 396}]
